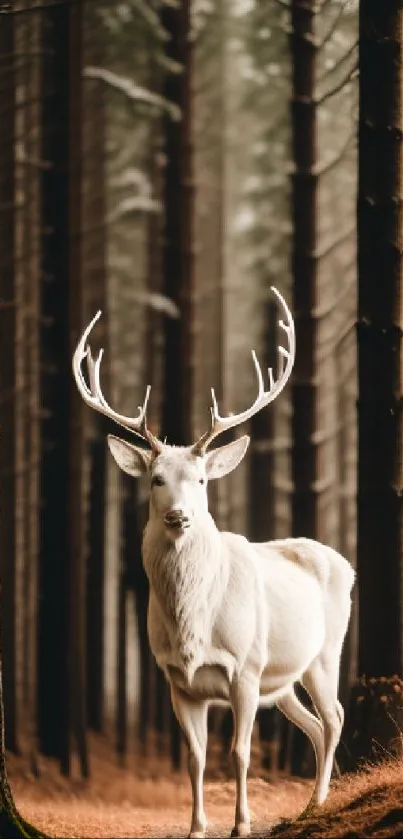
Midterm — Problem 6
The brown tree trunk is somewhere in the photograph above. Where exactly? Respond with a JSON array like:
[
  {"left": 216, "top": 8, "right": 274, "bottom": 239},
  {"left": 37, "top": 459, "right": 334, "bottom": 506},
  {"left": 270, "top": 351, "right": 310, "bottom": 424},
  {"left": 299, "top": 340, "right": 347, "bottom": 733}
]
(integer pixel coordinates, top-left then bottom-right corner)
[
  {"left": 347, "top": 2, "right": 403, "bottom": 767},
  {"left": 161, "top": 0, "right": 194, "bottom": 770},
  {"left": 82, "top": 2, "right": 108, "bottom": 737},
  {"left": 0, "top": 1, "right": 18, "bottom": 758},
  {"left": 0, "top": 8, "right": 48, "bottom": 834},
  {"left": 135, "top": 2, "right": 164, "bottom": 757},
  {"left": 20, "top": 3, "right": 42, "bottom": 776},
  {"left": 290, "top": 1, "right": 319, "bottom": 539},
  {"left": 289, "top": 0, "right": 319, "bottom": 777},
  {"left": 250, "top": 300, "right": 281, "bottom": 775},
  {"left": 38, "top": 0, "right": 88, "bottom": 776},
  {"left": 161, "top": 0, "right": 194, "bottom": 447}
]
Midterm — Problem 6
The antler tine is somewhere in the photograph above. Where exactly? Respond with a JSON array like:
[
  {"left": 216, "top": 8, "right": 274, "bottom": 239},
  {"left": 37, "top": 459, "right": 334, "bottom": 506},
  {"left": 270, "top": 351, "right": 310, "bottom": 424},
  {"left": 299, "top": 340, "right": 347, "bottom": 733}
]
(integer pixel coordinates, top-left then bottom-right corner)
[
  {"left": 192, "top": 286, "right": 295, "bottom": 455},
  {"left": 72, "top": 312, "right": 162, "bottom": 453}
]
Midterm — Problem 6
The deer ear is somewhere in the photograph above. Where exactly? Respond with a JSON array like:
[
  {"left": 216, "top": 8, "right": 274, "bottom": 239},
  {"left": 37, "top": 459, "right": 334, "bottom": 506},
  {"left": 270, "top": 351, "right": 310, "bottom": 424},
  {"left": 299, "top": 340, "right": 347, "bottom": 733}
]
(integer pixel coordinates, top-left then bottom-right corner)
[
  {"left": 107, "top": 435, "right": 151, "bottom": 476},
  {"left": 205, "top": 435, "right": 250, "bottom": 481}
]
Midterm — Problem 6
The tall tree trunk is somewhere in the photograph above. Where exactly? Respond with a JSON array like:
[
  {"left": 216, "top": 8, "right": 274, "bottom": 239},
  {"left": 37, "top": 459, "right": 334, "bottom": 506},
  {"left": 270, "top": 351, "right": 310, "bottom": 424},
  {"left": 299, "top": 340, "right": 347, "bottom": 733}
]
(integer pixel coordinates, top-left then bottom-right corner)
[
  {"left": 38, "top": 0, "right": 88, "bottom": 776},
  {"left": 20, "top": 4, "right": 42, "bottom": 776},
  {"left": 161, "top": 0, "right": 194, "bottom": 447},
  {"left": 0, "top": 8, "right": 47, "bottom": 836},
  {"left": 290, "top": 0, "right": 319, "bottom": 777},
  {"left": 135, "top": 1, "right": 164, "bottom": 757},
  {"left": 82, "top": 2, "right": 108, "bottom": 736},
  {"left": 213, "top": 0, "right": 230, "bottom": 533},
  {"left": 161, "top": 0, "right": 194, "bottom": 770},
  {"left": 0, "top": 0, "right": 18, "bottom": 758},
  {"left": 250, "top": 300, "right": 281, "bottom": 775},
  {"left": 347, "top": 2, "right": 403, "bottom": 768}
]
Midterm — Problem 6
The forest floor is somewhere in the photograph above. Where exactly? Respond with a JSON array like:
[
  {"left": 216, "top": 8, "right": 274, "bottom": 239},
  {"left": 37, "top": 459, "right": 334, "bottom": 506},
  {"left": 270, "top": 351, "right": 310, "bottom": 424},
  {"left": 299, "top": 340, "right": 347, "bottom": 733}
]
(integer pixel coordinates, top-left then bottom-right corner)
[{"left": 7, "top": 734, "right": 403, "bottom": 838}]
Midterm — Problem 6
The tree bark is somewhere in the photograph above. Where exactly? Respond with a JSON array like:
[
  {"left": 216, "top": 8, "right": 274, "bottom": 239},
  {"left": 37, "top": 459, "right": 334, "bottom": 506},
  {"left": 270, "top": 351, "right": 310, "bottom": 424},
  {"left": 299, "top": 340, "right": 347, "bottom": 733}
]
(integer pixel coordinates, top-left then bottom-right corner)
[
  {"left": 161, "top": 0, "right": 194, "bottom": 447},
  {"left": 289, "top": 0, "right": 320, "bottom": 777},
  {"left": 82, "top": 1, "right": 108, "bottom": 737},
  {"left": 161, "top": 0, "right": 194, "bottom": 770},
  {"left": 250, "top": 300, "right": 281, "bottom": 775},
  {"left": 0, "top": 12, "right": 45, "bottom": 830},
  {"left": 38, "top": 0, "right": 88, "bottom": 776},
  {"left": 348, "top": 1, "right": 403, "bottom": 767},
  {"left": 290, "top": 0, "right": 319, "bottom": 541},
  {"left": 356, "top": 2, "right": 403, "bottom": 679}
]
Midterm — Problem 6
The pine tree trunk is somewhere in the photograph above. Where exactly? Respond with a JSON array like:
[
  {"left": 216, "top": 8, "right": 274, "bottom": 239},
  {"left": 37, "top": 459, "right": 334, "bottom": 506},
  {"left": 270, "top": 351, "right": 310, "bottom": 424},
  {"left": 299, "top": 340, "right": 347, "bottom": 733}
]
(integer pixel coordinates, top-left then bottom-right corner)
[
  {"left": 290, "top": 0, "right": 319, "bottom": 538},
  {"left": 347, "top": 2, "right": 403, "bottom": 768},
  {"left": 0, "top": 14, "right": 47, "bottom": 834},
  {"left": 20, "top": 5, "right": 42, "bottom": 775},
  {"left": 161, "top": 0, "right": 194, "bottom": 447},
  {"left": 250, "top": 300, "right": 281, "bottom": 775},
  {"left": 138, "top": 7, "right": 165, "bottom": 756},
  {"left": 0, "top": 3, "right": 18, "bottom": 758},
  {"left": 161, "top": 0, "right": 194, "bottom": 770},
  {"left": 38, "top": 0, "right": 87, "bottom": 776},
  {"left": 83, "top": 2, "right": 108, "bottom": 736},
  {"left": 289, "top": 0, "right": 319, "bottom": 777}
]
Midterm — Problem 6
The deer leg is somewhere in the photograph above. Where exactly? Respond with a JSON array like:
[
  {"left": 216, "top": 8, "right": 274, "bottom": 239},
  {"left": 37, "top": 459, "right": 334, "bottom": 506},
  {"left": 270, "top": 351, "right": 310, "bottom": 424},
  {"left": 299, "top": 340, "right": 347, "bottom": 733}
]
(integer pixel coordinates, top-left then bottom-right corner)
[
  {"left": 230, "top": 676, "right": 260, "bottom": 838},
  {"left": 276, "top": 688, "right": 325, "bottom": 818},
  {"left": 170, "top": 685, "right": 208, "bottom": 839},
  {"left": 302, "top": 656, "right": 344, "bottom": 806}
]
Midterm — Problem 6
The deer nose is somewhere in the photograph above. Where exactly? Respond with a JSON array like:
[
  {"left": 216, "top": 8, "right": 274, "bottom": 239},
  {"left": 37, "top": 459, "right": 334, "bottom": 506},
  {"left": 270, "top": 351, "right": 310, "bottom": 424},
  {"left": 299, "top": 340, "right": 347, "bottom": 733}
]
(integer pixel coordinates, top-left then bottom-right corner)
[{"left": 164, "top": 509, "right": 190, "bottom": 529}]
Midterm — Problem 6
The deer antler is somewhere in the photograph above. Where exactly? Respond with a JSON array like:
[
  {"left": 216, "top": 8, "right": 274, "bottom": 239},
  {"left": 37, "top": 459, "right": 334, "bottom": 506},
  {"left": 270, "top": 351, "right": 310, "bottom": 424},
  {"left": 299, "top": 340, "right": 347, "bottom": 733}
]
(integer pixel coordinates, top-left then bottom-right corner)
[
  {"left": 72, "top": 311, "right": 162, "bottom": 454},
  {"left": 192, "top": 287, "right": 295, "bottom": 455}
]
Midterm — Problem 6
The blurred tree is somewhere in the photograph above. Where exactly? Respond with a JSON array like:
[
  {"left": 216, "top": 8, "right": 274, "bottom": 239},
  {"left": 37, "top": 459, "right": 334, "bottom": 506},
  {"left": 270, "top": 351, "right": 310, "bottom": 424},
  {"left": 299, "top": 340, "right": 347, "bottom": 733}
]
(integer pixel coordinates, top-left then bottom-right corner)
[
  {"left": 244, "top": 0, "right": 292, "bottom": 774},
  {"left": 315, "top": 0, "right": 359, "bottom": 716},
  {"left": 0, "top": 0, "right": 18, "bottom": 758},
  {"left": 347, "top": 1, "right": 403, "bottom": 766},
  {"left": 137, "top": 0, "right": 165, "bottom": 759},
  {"left": 17, "top": 2, "right": 43, "bottom": 775},
  {"left": 82, "top": 1, "right": 109, "bottom": 736},
  {"left": 289, "top": 0, "right": 320, "bottom": 779},
  {"left": 193, "top": 0, "right": 234, "bottom": 766},
  {"left": 38, "top": 0, "right": 88, "bottom": 777},
  {"left": 290, "top": 0, "right": 319, "bottom": 578},
  {"left": 161, "top": 0, "right": 194, "bottom": 448},
  {"left": 160, "top": 0, "right": 194, "bottom": 770},
  {"left": 289, "top": 0, "right": 358, "bottom": 776},
  {"left": 0, "top": 8, "right": 46, "bottom": 835},
  {"left": 193, "top": 0, "right": 228, "bottom": 530}
]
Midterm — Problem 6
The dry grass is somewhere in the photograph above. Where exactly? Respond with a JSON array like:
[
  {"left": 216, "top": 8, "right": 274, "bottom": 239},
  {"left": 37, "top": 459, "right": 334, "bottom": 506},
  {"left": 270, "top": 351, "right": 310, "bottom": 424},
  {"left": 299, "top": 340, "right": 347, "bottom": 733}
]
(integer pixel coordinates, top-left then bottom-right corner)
[
  {"left": 266, "top": 760, "right": 403, "bottom": 839},
  {"left": 6, "top": 735, "right": 403, "bottom": 838}
]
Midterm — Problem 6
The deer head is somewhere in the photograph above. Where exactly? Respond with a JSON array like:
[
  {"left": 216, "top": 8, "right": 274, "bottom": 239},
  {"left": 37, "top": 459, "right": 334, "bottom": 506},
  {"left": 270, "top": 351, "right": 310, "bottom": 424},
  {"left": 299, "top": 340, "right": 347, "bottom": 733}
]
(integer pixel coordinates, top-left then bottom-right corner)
[{"left": 72, "top": 287, "right": 295, "bottom": 540}]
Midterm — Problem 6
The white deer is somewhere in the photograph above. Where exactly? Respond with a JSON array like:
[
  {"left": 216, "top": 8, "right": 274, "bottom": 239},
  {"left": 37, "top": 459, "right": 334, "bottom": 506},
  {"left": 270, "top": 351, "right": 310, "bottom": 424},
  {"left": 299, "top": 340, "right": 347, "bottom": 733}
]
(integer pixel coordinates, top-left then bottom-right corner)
[{"left": 73, "top": 288, "right": 354, "bottom": 839}]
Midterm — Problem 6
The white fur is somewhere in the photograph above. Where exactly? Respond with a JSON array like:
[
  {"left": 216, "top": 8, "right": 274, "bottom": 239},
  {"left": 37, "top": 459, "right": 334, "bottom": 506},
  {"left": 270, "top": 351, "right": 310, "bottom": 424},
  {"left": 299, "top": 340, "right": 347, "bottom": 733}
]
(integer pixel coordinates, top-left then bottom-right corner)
[{"left": 108, "top": 435, "right": 355, "bottom": 839}]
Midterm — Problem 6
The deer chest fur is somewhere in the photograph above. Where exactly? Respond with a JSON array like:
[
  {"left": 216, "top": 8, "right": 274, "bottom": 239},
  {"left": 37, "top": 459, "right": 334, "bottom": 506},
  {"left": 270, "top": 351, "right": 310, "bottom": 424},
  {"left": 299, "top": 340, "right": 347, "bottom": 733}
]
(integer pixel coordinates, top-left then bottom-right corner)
[{"left": 143, "top": 522, "right": 230, "bottom": 681}]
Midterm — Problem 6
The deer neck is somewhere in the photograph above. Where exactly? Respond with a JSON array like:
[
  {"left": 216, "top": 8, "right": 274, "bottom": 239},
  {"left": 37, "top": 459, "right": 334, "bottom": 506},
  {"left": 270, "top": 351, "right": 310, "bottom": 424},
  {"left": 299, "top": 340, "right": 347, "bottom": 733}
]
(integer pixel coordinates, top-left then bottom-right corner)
[{"left": 142, "top": 513, "right": 229, "bottom": 675}]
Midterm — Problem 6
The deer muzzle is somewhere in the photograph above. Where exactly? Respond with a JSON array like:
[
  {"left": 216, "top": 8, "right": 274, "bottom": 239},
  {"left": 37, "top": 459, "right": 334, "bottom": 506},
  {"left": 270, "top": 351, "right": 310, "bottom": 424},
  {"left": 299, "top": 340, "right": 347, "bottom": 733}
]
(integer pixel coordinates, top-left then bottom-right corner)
[{"left": 164, "top": 509, "right": 190, "bottom": 530}]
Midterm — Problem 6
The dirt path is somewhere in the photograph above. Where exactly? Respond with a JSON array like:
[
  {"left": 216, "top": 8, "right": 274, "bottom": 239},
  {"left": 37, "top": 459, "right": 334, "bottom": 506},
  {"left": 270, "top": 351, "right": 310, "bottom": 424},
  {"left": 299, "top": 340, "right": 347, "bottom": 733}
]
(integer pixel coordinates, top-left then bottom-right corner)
[
  {"left": 7, "top": 740, "right": 311, "bottom": 838},
  {"left": 8, "top": 738, "right": 403, "bottom": 838},
  {"left": 13, "top": 777, "right": 311, "bottom": 838}
]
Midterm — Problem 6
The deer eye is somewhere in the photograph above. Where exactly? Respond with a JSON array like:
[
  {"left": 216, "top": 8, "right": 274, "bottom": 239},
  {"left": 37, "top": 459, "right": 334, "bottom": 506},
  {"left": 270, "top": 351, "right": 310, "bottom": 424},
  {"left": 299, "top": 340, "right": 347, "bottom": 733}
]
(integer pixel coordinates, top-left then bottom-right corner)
[
  {"left": 199, "top": 478, "right": 205, "bottom": 485},
  {"left": 152, "top": 475, "right": 165, "bottom": 487}
]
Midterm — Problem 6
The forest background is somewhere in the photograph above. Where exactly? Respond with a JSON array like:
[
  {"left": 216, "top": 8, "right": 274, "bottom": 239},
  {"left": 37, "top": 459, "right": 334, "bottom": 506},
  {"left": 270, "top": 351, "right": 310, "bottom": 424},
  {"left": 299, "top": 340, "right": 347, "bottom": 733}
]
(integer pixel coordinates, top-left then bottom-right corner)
[{"left": 0, "top": 0, "right": 402, "bottom": 836}]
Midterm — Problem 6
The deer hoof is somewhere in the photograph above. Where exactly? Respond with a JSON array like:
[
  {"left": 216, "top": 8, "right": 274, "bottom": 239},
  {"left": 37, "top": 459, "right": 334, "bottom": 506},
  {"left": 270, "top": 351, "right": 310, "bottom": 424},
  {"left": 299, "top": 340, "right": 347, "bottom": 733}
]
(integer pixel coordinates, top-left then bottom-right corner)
[{"left": 231, "top": 823, "right": 251, "bottom": 837}]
